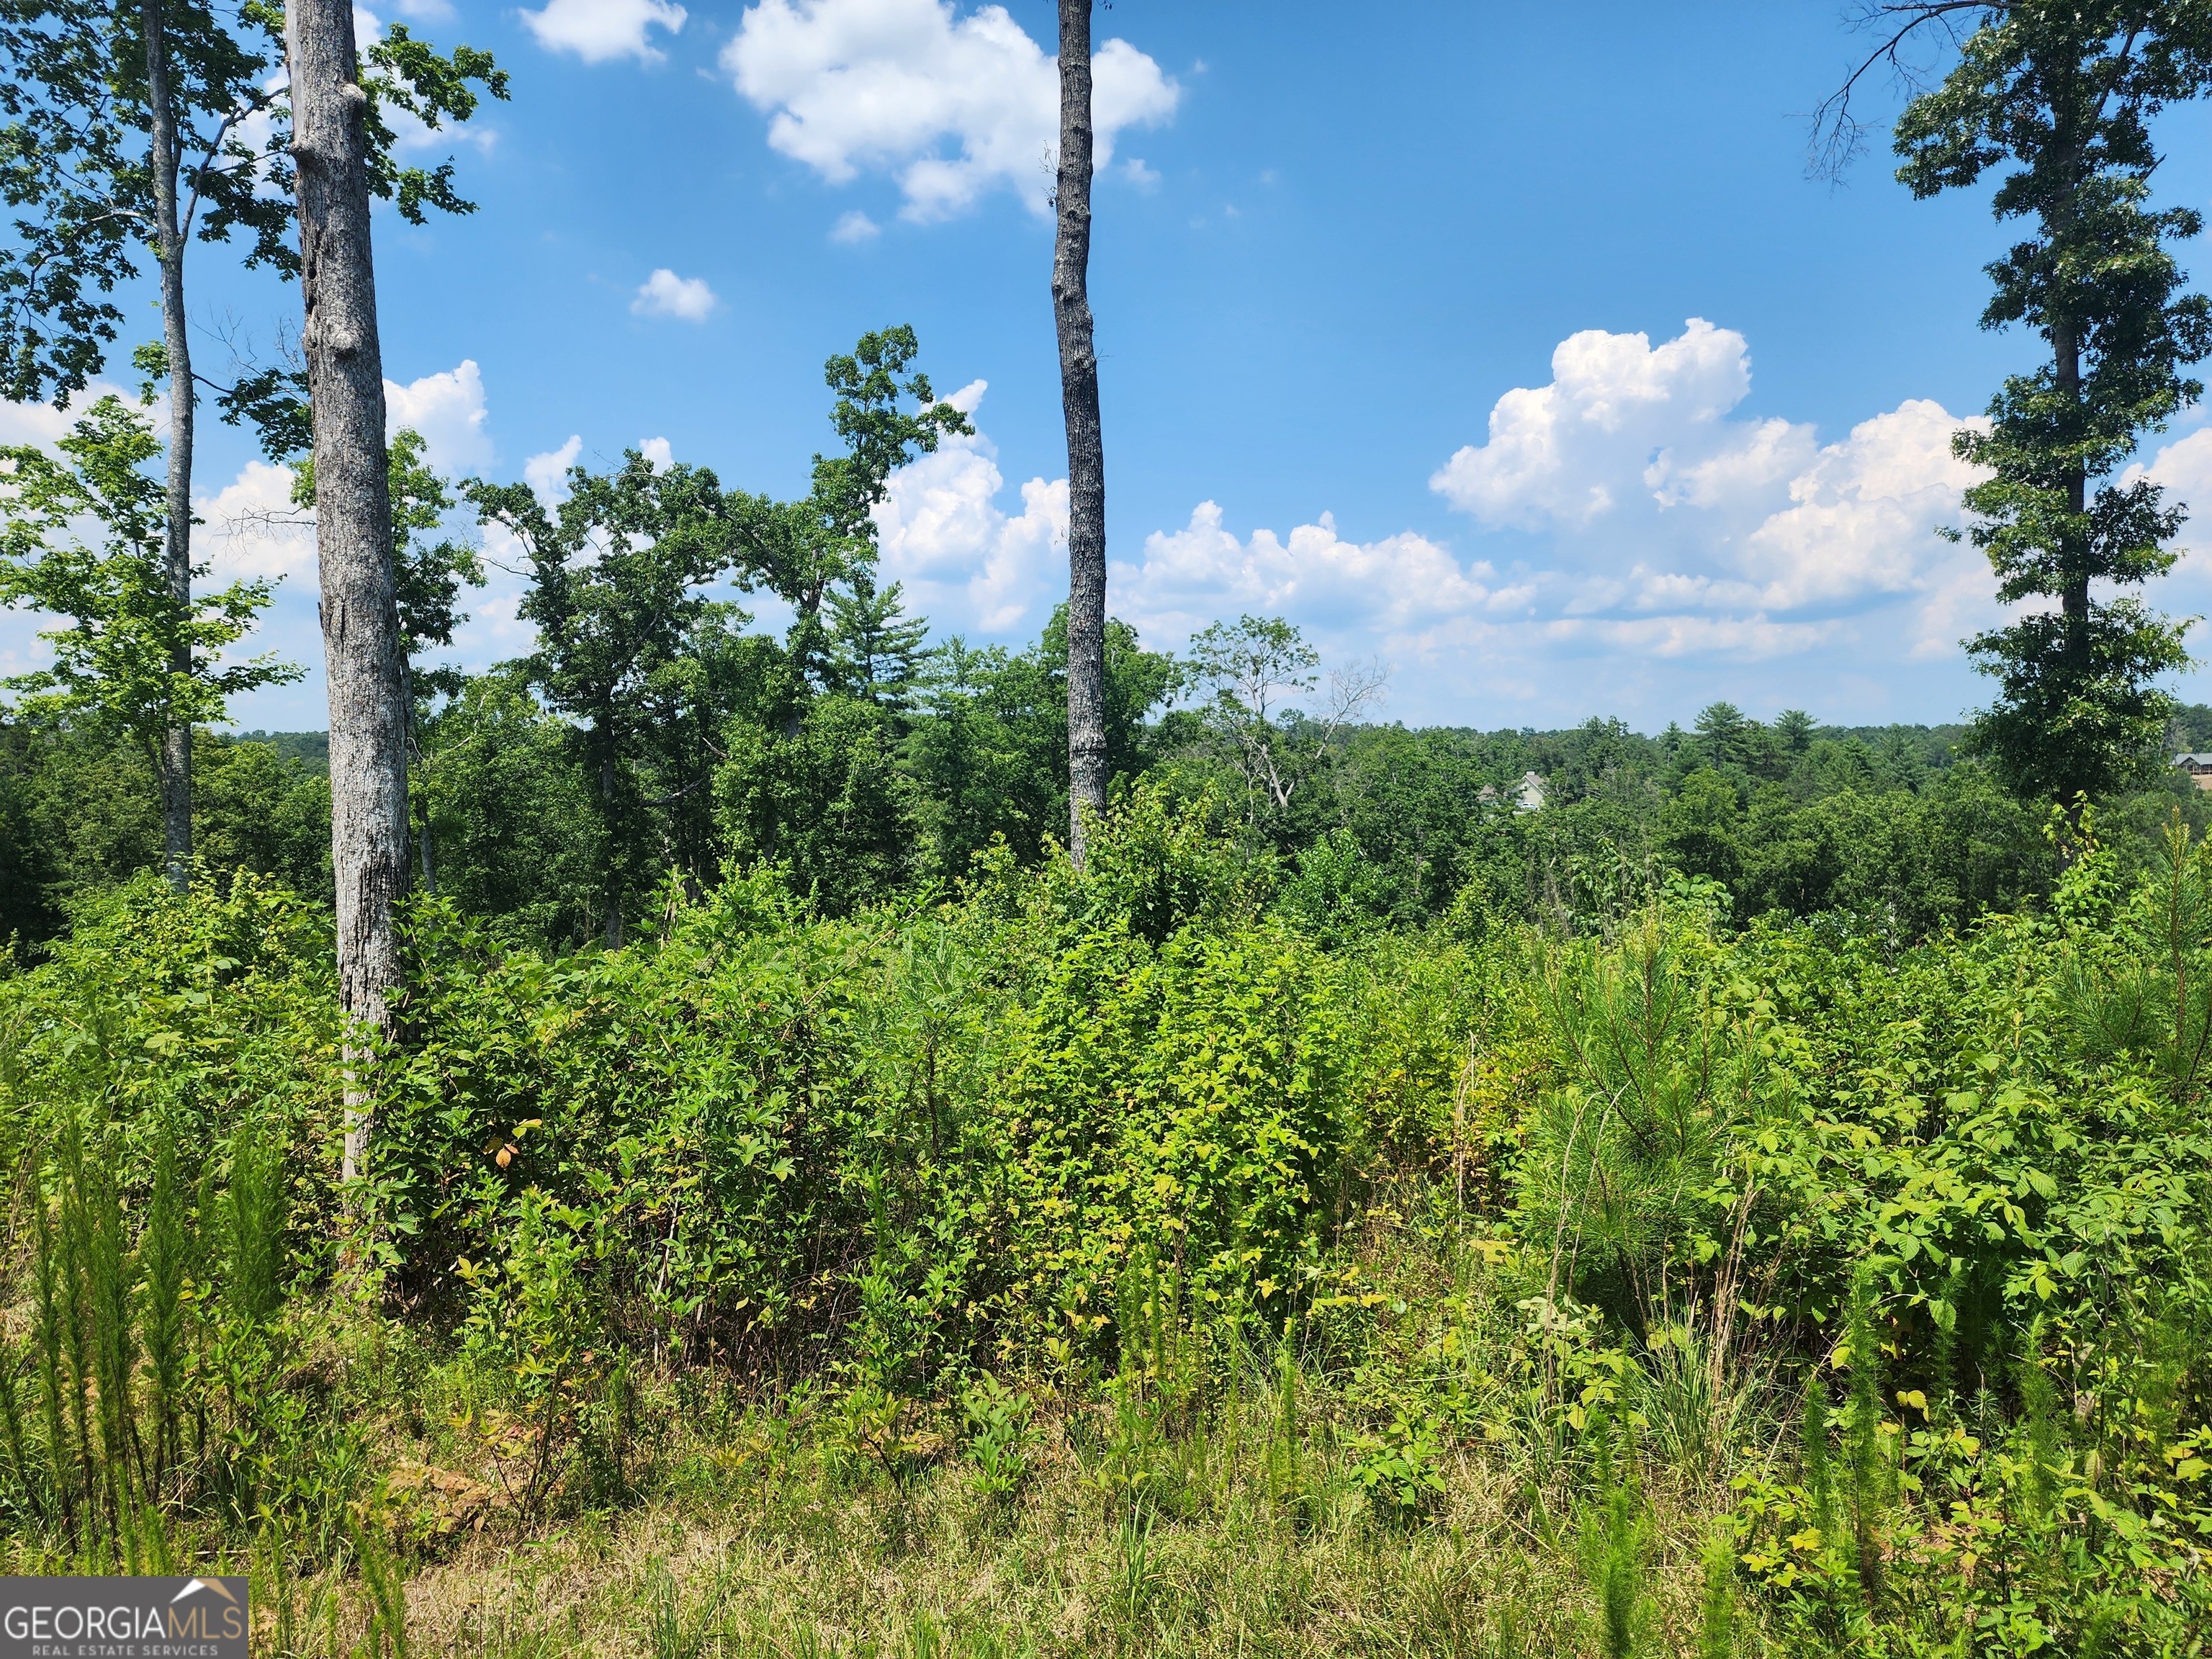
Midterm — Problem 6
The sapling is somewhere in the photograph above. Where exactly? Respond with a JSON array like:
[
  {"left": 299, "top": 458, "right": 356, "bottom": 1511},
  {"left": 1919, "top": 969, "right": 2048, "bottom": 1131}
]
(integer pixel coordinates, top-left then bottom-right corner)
[
  {"left": 1580, "top": 1415, "right": 1647, "bottom": 1659},
  {"left": 138, "top": 1133, "right": 192, "bottom": 1493},
  {"left": 1697, "top": 1527, "right": 1736, "bottom": 1659},
  {"left": 1843, "top": 1269, "right": 1889, "bottom": 1604},
  {"left": 1799, "top": 1372, "right": 1831, "bottom": 1540}
]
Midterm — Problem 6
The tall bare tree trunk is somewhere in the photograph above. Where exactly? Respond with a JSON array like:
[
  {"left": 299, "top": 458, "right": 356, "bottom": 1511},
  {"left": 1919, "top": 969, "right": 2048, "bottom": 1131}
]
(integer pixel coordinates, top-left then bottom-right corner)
[
  {"left": 145, "top": 0, "right": 194, "bottom": 894},
  {"left": 1054, "top": 0, "right": 1108, "bottom": 868},
  {"left": 289, "top": 0, "right": 408, "bottom": 1193}
]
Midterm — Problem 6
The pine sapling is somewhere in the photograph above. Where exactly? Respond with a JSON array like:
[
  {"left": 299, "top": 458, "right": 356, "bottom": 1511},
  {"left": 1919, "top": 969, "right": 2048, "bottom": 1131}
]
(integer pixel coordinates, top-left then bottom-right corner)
[
  {"left": 138, "top": 1136, "right": 192, "bottom": 1496},
  {"left": 2017, "top": 1319, "right": 2064, "bottom": 1531},
  {"left": 1843, "top": 1269, "right": 1889, "bottom": 1606},
  {"left": 225, "top": 1119, "right": 287, "bottom": 1328},
  {"left": 1799, "top": 1371, "right": 1831, "bottom": 1541},
  {"left": 1697, "top": 1527, "right": 1736, "bottom": 1659},
  {"left": 1581, "top": 1418, "right": 1647, "bottom": 1659},
  {"left": 30, "top": 1191, "right": 75, "bottom": 1541}
]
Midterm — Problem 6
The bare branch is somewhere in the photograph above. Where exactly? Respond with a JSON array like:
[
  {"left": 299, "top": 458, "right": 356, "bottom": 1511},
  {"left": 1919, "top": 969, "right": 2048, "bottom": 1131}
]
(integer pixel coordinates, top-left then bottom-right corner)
[{"left": 1808, "top": 1, "right": 2005, "bottom": 181}]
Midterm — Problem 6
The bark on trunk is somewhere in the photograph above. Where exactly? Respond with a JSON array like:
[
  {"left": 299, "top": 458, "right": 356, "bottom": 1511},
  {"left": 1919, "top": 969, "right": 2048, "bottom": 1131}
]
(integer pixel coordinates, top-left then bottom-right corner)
[
  {"left": 145, "top": 0, "right": 194, "bottom": 893},
  {"left": 1054, "top": 0, "right": 1108, "bottom": 868},
  {"left": 289, "top": 0, "right": 408, "bottom": 1192},
  {"left": 598, "top": 732, "right": 624, "bottom": 948},
  {"left": 2055, "top": 308, "right": 2089, "bottom": 669}
]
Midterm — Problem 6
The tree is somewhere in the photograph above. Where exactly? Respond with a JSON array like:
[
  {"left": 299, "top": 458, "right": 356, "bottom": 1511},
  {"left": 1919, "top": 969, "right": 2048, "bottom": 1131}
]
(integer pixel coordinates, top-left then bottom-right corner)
[
  {"left": 1776, "top": 708, "right": 1817, "bottom": 755},
  {"left": 470, "top": 449, "right": 740, "bottom": 945},
  {"left": 295, "top": 428, "right": 484, "bottom": 890},
  {"left": 292, "top": 428, "right": 486, "bottom": 701},
  {"left": 1692, "top": 701, "right": 1757, "bottom": 772},
  {"left": 403, "top": 677, "right": 601, "bottom": 956},
  {"left": 1054, "top": 0, "right": 1109, "bottom": 866},
  {"left": 0, "top": 0, "right": 504, "bottom": 888},
  {"left": 1187, "top": 615, "right": 1382, "bottom": 824},
  {"left": 829, "top": 572, "right": 931, "bottom": 709},
  {"left": 1838, "top": 3, "right": 2212, "bottom": 804},
  {"left": 714, "top": 693, "right": 913, "bottom": 913},
  {"left": 902, "top": 609, "right": 1177, "bottom": 881},
  {"left": 403, "top": 671, "right": 601, "bottom": 949},
  {"left": 0, "top": 395, "right": 297, "bottom": 878},
  {"left": 747, "top": 327, "right": 966, "bottom": 685},
  {"left": 288, "top": 0, "right": 501, "bottom": 1194}
]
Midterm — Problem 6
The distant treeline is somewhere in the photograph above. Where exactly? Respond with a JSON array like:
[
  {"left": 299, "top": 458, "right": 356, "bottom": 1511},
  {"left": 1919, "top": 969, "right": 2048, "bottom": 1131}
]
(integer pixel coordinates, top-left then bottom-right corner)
[{"left": 9, "top": 607, "right": 2208, "bottom": 955}]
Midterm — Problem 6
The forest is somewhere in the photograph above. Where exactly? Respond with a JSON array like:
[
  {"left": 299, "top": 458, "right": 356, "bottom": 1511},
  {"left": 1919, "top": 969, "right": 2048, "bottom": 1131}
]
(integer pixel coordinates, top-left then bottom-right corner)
[{"left": 4, "top": 1, "right": 2212, "bottom": 1657}]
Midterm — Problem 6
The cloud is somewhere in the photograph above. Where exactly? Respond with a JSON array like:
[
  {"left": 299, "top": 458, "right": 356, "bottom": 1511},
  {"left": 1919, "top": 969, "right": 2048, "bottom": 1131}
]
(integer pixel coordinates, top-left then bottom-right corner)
[
  {"left": 196, "top": 460, "right": 315, "bottom": 584},
  {"left": 0, "top": 396, "right": 88, "bottom": 451},
  {"left": 1114, "top": 503, "right": 1513, "bottom": 644},
  {"left": 525, "top": 435, "right": 583, "bottom": 502},
  {"left": 852, "top": 317, "right": 2028, "bottom": 724},
  {"left": 870, "top": 382, "right": 1066, "bottom": 632},
  {"left": 631, "top": 268, "right": 717, "bottom": 321},
  {"left": 1743, "top": 398, "right": 1985, "bottom": 613},
  {"left": 386, "top": 359, "right": 492, "bottom": 474},
  {"left": 1428, "top": 318, "right": 1989, "bottom": 625},
  {"left": 387, "top": 104, "right": 498, "bottom": 157},
  {"left": 1430, "top": 318, "right": 1790, "bottom": 529},
  {"left": 521, "top": 0, "right": 686, "bottom": 63},
  {"left": 830, "top": 209, "right": 881, "bottom": 243},
  {"left": 725, "top": 0, "right": 1180, "bottom": 220},
  {"left": 639, "top": 436, "right": 674, "bottom": 469}
]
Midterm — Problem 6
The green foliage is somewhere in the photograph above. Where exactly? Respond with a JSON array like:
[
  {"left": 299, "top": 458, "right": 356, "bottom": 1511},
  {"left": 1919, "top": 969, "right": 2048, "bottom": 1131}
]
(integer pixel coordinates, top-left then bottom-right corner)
[
  {"left": 1894, "top": 4, "right": 2211, "bottom": 804},
  {"left": 1579, "top": 1422, "right": 1647, "bottom": 1659},
  {"left": 958, "top": 1374, "right": 1035, "bottom": 1501},
  {"left": 0, "top": 0, "right": 501, "bottom": 414},
  {"left": 714, "top": 693, "right": 914, "bottom": 914},
  {"left": 0, "top": 395, "right": 299, "bottom": 751},
  {"left": 0, "top": 722, "right": 331, "bottom": 942},
  {"left": 0, "top": 788, "right": 2209, "bottom": 1647}
]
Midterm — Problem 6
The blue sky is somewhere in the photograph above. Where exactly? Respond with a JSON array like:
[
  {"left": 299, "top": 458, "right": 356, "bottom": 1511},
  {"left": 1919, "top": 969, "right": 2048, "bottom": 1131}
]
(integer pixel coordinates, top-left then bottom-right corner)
[{"left": 12, "top": 0, "right": 2212, "bottom": 733}]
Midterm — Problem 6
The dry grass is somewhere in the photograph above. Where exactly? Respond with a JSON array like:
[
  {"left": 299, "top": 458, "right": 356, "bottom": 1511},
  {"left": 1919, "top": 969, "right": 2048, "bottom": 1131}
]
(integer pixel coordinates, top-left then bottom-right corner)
[{"left": 343, "top": 1389, "right": 1736, "bottom": 1659}]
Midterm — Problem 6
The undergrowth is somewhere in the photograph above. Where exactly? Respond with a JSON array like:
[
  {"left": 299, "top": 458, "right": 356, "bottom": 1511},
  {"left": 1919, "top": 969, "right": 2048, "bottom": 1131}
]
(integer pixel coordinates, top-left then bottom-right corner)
[{"left": 0, "top": 794, "right": 2206, "bottom": 1655}]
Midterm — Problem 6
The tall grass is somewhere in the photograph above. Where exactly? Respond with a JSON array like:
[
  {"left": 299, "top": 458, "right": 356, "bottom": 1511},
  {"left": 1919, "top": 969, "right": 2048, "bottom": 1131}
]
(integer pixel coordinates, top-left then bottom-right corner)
[{"left": 0, "top": 1112, "right": 290, "bottom": 1567}]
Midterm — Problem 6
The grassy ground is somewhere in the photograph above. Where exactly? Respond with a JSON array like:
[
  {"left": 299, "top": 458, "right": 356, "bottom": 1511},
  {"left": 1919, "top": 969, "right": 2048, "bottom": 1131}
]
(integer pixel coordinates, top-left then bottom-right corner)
[{"left": 268, "top": 1370, "right": 1720, "bottom": 1658}]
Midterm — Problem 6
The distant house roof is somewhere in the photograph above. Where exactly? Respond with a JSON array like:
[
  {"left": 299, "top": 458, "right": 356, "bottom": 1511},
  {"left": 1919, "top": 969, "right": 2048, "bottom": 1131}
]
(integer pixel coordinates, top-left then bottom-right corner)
[{"left": 2175, "top": 752, "right": 2212, "bottom": 768}]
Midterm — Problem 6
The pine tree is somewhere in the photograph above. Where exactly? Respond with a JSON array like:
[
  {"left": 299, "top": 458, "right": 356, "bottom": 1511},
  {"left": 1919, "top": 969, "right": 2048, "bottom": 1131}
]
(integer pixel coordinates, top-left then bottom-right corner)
[
  {"left": 1882, "top": 4, "right": 2212, "bottom": 805},
  {"left": 829, "top": 574, "right": 932, "bottom": 710}
]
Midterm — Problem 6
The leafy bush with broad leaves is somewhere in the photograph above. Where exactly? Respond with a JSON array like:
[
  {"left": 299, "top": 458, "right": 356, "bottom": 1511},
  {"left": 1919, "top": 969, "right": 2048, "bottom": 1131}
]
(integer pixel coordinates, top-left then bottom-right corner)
[{"left": 376, "top": 867, "right": 877, "bottom": 1357}]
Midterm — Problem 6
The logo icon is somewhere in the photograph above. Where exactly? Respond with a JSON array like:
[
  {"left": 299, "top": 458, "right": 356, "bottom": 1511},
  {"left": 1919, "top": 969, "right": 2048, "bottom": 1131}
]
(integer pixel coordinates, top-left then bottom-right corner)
[{"left": 0, "top": 1575, "right": 248, "bottom": 1658}]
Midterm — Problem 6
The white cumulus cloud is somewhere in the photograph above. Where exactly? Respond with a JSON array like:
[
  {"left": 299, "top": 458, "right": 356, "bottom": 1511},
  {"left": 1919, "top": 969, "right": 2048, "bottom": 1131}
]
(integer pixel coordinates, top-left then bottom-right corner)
[
  {"left": 0, "top": 396, "right": 89, "bottom": 451},
  {"left": 525, "top": 435, "right": 583, "bottom": 503},
  {"left": 725, "top": 0, "right": 1180, "bottom": 221},
  {"left": 870, "top": 381, "right": 1064, "bottom": 633},
  {"left": 1115, "top": 503, "right": 1512, "bottom": 646},
  {"left": 521, "top": 0, "right": 686, "bottom": 63},
  {"left": 195, "top": 460, "right": 315, "bottom": 584},
  {"left": 386, "top": 359, "right": 492, "bottom": 474},
  {"left": 1430, "top": 318, "right": 1988, "bottom": 629},
  {"left": 1430, "top": 318, "right": 1791, "bottom": 529},
  {"left": 632, "top": 268, "right": 717, "bottom": 321},
  {"left": 830, "top": 209, "right": 881, "bottom": 243}
]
